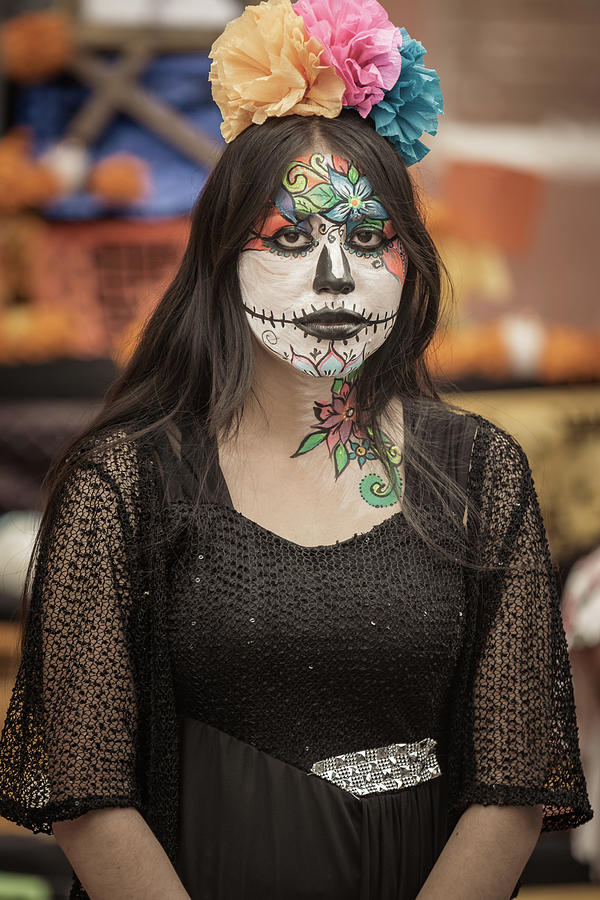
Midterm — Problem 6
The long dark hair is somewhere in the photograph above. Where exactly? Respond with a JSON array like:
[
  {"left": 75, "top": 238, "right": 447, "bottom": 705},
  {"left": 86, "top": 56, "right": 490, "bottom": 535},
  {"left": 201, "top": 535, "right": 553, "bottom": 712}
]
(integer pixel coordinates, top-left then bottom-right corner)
[{"left": 20, "top": 110, "right": 487, "bottom": 636}]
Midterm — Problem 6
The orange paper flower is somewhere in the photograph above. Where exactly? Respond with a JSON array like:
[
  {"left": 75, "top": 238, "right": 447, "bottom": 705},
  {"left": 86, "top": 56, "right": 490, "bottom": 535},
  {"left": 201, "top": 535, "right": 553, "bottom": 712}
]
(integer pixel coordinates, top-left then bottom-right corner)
[{"left": 209, "top": 0, "right": 345, "bottom": 142}]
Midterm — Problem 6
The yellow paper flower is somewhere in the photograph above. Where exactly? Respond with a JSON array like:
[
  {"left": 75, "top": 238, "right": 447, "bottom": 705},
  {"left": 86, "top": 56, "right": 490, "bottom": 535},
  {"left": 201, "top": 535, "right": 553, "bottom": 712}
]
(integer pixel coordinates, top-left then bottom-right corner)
[{"left": 209, "top": 0, "right": 345, "bottom": 142}]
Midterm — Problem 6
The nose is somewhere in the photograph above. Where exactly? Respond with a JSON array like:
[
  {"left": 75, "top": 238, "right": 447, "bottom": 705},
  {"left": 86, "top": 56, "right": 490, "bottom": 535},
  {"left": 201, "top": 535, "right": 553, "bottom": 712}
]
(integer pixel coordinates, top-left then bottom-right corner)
[{"left": 312, "top": 244, "right": 355, "bottom": 295}]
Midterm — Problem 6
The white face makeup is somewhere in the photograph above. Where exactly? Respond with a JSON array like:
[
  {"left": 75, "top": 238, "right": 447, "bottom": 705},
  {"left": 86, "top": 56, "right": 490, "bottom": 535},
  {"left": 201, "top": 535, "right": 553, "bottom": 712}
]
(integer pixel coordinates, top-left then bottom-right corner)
[{"left": 238, "top": 152, "right": 408, "bottom": 377}]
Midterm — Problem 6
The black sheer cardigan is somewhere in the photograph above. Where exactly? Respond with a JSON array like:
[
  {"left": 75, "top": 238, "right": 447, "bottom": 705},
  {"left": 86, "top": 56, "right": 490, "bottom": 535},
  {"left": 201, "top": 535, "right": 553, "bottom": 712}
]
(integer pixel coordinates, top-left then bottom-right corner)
[{"left": 0, "top": 412, "right": 592, "bottom": 899}]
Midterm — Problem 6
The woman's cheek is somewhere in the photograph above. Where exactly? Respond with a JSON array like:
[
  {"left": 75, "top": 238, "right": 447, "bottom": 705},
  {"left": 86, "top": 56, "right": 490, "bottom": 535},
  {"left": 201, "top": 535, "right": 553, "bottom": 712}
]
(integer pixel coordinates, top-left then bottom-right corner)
[
  {"left": 239, "top": 249, "right": 316, "bottom": 302},
  {"left": 382, "top": 239, "right": 407, "bottom": 284}
]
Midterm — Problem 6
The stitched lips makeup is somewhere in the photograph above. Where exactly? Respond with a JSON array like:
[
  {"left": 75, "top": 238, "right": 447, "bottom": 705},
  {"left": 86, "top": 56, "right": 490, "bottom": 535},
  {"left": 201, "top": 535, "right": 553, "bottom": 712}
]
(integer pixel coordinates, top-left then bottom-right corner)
[
  {"left": 239, "top": 151, "right": 408, "bottom": 377},
  {"left": 294, "top": 307, "right": 366, "bottom": 339}
]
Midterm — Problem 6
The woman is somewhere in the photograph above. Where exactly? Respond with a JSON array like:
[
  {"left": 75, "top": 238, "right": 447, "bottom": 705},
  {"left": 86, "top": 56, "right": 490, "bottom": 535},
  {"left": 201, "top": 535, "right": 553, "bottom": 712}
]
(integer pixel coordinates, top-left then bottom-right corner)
[{"left": 0, "top": 2, "right": 592, "bottom": 898}]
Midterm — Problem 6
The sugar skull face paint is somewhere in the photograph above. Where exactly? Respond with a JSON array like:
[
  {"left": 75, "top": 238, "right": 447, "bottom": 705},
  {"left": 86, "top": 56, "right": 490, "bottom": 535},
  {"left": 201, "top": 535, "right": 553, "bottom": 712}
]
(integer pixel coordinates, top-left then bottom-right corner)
[{"left": 238, "top": 152, "right": 408, "bottom": 377}]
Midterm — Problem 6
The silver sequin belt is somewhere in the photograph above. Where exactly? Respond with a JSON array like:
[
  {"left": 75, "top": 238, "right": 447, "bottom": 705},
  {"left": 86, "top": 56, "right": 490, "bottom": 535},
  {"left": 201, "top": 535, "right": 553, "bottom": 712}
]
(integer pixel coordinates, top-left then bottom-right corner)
[{"left": 308, "top": 737, "right": 441, "bottom": 799}]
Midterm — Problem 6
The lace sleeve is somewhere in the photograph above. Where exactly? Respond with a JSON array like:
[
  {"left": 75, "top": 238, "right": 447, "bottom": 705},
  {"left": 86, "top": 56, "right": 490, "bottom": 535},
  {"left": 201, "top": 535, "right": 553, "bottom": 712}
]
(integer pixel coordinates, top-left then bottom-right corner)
[
  {"left": 452, "top": 416, "right": 593, "bottom": 832},
  {"left": 0, "top": 434, "right": 144, "bottom": 833}
]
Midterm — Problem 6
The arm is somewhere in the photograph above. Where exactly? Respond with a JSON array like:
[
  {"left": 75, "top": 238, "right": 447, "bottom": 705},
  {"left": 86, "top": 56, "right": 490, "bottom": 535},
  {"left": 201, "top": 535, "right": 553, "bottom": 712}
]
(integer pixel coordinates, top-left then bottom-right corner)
[
  {"left": 436, "top": 419, "right": 592, "bottom": 899},
  {"left": 416, "top": 803, "right": 543, "bottom": 900},
  {"left": 0, "top": 434, "right": 160, "bottom": 836},
  {"left": 53, "top": 807, "right": 190, "bottom": 900},
  {"left": 444, "top": 419, "right": 592, "bottom": 837}
]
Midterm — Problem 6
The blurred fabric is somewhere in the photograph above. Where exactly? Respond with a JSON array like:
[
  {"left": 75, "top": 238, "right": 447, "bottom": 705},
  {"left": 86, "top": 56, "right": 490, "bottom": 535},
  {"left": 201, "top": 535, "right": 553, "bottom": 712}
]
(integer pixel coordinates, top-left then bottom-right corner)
[{"left": 13, "top": 54, "right": 223, "bottom": 219}]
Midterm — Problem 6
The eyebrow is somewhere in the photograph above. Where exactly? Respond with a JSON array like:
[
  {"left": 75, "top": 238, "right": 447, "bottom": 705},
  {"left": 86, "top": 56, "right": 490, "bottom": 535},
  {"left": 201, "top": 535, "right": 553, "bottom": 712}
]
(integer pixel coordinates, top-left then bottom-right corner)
[
  {"left": 256, "top": 207, "right": 294, "bottom": 237},
  {"left": 256, "top": 207, "right": 312, "bottom": 238}
]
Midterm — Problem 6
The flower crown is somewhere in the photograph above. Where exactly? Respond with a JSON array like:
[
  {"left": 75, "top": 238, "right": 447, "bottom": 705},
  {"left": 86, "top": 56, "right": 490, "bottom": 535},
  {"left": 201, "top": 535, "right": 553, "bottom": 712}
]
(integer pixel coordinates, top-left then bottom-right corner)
[{"left": 208, "top": 0, "right": 443, "bottom": 167}]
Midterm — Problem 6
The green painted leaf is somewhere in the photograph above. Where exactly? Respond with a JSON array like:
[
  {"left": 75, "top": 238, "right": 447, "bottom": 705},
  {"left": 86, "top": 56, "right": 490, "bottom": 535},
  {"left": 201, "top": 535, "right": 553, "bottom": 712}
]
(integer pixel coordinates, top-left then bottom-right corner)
[
  {"left": 334, "top": 442, "right": 349, "bottom": 477},
  {"left": 304, "top": 183, "right": 338, "bottom": 210},
  {"left": 332, "top": 378, "right": 344, "bottom": 394},
  {"left": 347, "top": 362, "right": 364, "bottom": 382},
  {"left": 348, "top": 164, "right": 359, "bottom": 185},
  {"left": 294, "top": 196, "right": 317, "bottom": 216},
  {"left": 294, "top": 185, "right": 338, "bottom": 216},
  {"left": 292, "top": 430, "right": 328, "bottom": 456},
  {"left": 363, "top": 217, "right": 385, "bottom": 229}
]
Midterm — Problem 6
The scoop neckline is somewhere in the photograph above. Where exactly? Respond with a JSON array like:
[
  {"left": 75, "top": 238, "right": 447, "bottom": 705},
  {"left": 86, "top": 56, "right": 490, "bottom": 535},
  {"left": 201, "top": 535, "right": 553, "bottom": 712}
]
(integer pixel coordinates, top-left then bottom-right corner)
[
  {"left": 176, "top": 403, "right": 479, "bottom": 551},
  {"left": 199, "top": 499, "right": 407, "bottom": 552},
  {"left": 178, "top": 401, "right": 412, "bottom": 551},
  {"left": 211, "top": 430, "right": 408, "bottom": 551}
]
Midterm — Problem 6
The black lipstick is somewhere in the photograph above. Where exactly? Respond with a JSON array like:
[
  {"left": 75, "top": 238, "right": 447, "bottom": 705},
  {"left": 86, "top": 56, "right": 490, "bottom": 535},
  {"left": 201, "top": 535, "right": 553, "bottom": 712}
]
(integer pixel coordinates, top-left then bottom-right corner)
[{"left": 293, "top": 307, "right": 366, "bottom": 339}]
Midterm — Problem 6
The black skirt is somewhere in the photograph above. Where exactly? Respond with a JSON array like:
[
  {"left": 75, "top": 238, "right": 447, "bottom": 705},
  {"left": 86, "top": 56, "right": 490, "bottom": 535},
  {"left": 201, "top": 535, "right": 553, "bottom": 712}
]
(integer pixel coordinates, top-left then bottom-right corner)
[{"left": 175, "top": 715, "right": 450, "bottom": 900}]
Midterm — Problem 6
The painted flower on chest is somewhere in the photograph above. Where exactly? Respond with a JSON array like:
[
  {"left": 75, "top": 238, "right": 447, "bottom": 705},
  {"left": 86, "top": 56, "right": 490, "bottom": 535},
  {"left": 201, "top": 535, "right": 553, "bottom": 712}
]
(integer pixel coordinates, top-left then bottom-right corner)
[
  {"left": 348, "top": 438, "right": 376, "bottom": 466},
  {"left": 291, "top": 368, "right": 404, "bottom": 507}
]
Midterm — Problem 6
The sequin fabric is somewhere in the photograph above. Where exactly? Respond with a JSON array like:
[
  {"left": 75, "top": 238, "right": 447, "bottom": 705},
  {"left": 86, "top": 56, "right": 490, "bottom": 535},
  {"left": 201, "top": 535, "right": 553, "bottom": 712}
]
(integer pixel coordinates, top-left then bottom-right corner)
[
  {"left": 309, "top": 738, "right": 442, "bottom": 797},
  {"left": 0, "top": 410, "right": 593, "bottom": 900},
  {"left": 167, "top": 501, "right": 466, "bottom": 776}
]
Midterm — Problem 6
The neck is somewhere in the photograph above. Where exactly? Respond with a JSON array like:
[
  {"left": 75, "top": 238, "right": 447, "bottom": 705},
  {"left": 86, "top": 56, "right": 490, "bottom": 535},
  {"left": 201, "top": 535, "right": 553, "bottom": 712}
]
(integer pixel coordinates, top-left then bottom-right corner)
[{"left": 238, "top": 338, "right": 361, "bottom": 449}]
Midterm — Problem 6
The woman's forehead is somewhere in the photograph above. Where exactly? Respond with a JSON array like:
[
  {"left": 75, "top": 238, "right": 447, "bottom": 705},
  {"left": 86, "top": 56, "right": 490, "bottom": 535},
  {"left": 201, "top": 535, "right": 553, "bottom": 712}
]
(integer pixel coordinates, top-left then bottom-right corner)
[
  {"left": 262, "top": 150, "right": 389, "bottom": 229},
  {"left": 283, "top": 149, "right": 360, "bottom": 170},
  {"left": 280, "top": 150, "right": 367, "bottom": 186}
]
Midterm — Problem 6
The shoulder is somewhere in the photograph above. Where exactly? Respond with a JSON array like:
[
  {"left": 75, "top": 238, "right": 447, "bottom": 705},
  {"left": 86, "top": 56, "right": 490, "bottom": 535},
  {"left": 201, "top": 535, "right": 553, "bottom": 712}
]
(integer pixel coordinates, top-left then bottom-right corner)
[
  {"left": 76, "top": 423, "right": 184, "bottom": 476},
  {"left": 464, "top": 413, "right": 538, "bottom": 519},
  {"left": 71, "top": 428, "right": 144, "bottom": 485},
  {"left": 60, "top": 426, "right": 166, "bottom": 517},
  {"left": 467, "top": 412, "right": 533, "bottom": 474},
  {"left": 398, "top": 399, "right": 534, "bottom": 482},
  {"left": 410, "top": 400, "right": 481, "bottom": 457}
]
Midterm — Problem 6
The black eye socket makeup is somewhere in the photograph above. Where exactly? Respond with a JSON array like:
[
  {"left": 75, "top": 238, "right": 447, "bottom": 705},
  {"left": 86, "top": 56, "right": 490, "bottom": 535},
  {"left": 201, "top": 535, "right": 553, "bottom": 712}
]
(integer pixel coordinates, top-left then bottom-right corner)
[{"left": 272, "top": 227, "right": 315, "bottom": 250}]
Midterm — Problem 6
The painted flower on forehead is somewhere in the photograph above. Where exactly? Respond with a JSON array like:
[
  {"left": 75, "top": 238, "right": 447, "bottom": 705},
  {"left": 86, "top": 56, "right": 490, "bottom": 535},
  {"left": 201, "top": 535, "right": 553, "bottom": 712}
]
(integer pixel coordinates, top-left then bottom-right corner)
[
  {"left": 326, "top": 166, "right": 388, "bottom": 227},
  {"left": 208, "top": 0, "right": 344, "bottom": 142},
  {"left": 272, "top": 153, "right": 389, "bottom": 232},
  {"left": 293, "top": 0, "right": 402, "bottom": 117}
]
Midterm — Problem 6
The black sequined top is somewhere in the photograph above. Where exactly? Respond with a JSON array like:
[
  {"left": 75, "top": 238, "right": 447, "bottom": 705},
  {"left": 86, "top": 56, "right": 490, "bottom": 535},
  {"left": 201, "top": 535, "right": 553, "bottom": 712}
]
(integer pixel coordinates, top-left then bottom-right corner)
[
  {"left": 0, "top": 406, "right": 593, "bottom": 900},
  {"left": 168, "top": 502, "right": 467, "bottom": 775}
]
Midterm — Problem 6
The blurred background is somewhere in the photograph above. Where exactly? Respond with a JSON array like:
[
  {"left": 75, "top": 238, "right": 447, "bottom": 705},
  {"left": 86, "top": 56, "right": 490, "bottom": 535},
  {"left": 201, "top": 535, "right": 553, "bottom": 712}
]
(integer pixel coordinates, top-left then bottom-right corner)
[{"left": 0, "top": 0, "right": 598, "bottom": 897}]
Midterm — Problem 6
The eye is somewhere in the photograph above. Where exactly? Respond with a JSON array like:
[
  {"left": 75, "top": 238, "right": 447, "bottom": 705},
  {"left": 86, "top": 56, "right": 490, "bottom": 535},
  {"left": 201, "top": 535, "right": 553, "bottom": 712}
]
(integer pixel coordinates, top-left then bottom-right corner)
[
  {"left": 347, "top": 227, "right": 386, "bottom": 250},
  {"left": 272, "top": 227, "right": 314, "bottom": 250}
]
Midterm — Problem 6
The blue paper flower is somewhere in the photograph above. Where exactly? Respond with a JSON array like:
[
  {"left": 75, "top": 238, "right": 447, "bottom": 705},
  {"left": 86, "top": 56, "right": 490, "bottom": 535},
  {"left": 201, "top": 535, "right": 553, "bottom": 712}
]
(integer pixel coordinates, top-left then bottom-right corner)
[{"left": 368, "top": 27, "right": 444, "bottom": 167}]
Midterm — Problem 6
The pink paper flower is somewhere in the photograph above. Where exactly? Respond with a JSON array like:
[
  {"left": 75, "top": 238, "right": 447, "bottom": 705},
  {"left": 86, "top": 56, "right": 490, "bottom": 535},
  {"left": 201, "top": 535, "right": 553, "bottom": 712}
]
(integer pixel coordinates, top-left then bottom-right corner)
[{"left": 294, "top": 0, "right": 402, "bottom": 117}]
